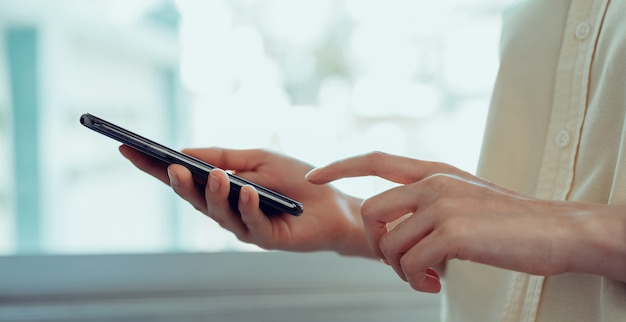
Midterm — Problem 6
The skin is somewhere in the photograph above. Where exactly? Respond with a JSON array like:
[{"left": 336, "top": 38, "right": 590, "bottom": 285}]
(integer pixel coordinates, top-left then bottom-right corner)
[
  {"left": 119, "top": 145, "right": 371, "bottom": 257},
  {"left": 120, "top": 146, "right": 626, "bottom": 293}
]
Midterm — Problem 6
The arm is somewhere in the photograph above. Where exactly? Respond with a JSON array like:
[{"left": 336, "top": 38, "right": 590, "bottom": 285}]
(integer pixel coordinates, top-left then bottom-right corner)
[
  {"left": 306, "top": 151, "right": 626, "bottom": 293},
  {"left": 119, "top": 145, "right": 375, "bottom": 258},
  {"left": 566, "top": 204, "right": 626, "bottom": 282}
]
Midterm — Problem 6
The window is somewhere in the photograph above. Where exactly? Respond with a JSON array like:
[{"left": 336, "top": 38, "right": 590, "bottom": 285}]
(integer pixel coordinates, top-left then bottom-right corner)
[{"left": 1, "top": 0, "right": 506, "bottom": 255}]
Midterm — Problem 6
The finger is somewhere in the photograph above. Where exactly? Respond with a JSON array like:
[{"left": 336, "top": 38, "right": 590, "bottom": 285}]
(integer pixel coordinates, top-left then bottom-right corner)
[
  {"left": 119, "top": 145, "right": 170, "bottom": 185},
  {"left": 306, "top": 151, "right": 457, "bottom": 185},
  {"left": 167, "top": 164, "right": 207, "bottom": 213},
  {"left": 426, "top": 267, "right": 440, "bottom": 280},
  {"left": 365, "top": 183, "right": 438, "bottom": 223},
  {"left": 379, "top": 210, "right": 435, "bottom": 281},
  {"left": 404, "top": 267, "right": 442, "bottom": 293},
  {"left": 205, "top": 169, "right": 249, "bottom": 237},
  {"left": 360, "top": 183, "right": 437, "bottom": 259},
  {"left": 238, "top": 185, "right": 274, "bottom": 246},
  {"left": 423, "top": 268, "right": 443, "bottom": 293},
  {"left": 182, "top": 148, "right": 267, "bottom": 171},
  {"left": 400, "top": 233, "right": 446, "bottom": 293}
]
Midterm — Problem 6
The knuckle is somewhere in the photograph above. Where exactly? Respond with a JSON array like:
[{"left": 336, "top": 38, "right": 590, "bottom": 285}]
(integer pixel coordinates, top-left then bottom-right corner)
[
  {"left": 378, "top": 233, "right": 393, "bottom": 255},
  {"left": 360, "top": 200, "right": 385, "bottom": 229},
  {"left": 237, "top": 233, "right": 255, "bottom": 246},
  {"left": 365, "top": 151, "right": 388, "bottom": 169},
  {"left": 360, "top": 199, "right": 376, "bottom": 220},
  {"left": 366, "top": 151, "right": 388, "bottom": 161},
  {"left": 425, "top": 173, "right": 454, "bottom": 186},
  {"left": 436, "top": 214, "right": 468, "bottom": 247},
  {"left": 214, "top": 149, "right": 228, "bottom": 168},
  {"left": 250, "top": 148, "right": 266, "bottom": 157},
  {"left": 426, "top": 160, "right": 461, "bottom": 176},
  {"left": 430, "top": 197, "right": 455, "bottom": 214},
  {"left": 434, "top": 161, "right": 456, "bottom": 173},
  {"left": 212, "top": 217, "right": 226, "bottom": 228},
  {"left": 250, "top": 148, "right": 270, "bottom": 163},
  {"left": 399, "top": 255, "right": 420, "bottom": 276},
  {"left": 192, "top": 202, "right": 206, "bottom": 213}
]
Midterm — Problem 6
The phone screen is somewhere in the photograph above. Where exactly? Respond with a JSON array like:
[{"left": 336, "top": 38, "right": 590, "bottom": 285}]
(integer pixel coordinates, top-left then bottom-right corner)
[{"left": 80, "top": 113, "right": 303, "bottom": 216}]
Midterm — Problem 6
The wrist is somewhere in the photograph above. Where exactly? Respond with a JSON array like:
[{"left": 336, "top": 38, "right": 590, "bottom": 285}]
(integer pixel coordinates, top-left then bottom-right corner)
[
  {"left": 566, "top": 203, "right": 626, "bottom": 281},
  {"left": 332, "top": 193, "right": 377, "bottom": 259}
]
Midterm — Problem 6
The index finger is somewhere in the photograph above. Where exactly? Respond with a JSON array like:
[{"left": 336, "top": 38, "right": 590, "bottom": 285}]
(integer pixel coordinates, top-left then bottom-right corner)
[{"left": 306, "top": 151, "right": 456, "bottom": 185}]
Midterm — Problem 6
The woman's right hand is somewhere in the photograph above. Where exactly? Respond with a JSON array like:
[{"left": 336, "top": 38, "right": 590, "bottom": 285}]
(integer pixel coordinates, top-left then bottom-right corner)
[{"left": 119, "top": 145, "right": 373, "bottom": 258}]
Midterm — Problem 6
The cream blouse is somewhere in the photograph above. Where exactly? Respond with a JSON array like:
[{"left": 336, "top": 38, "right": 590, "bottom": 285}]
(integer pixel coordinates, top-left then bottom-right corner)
[{"left": 444, "top": 0, "right": 626, "bottom": 321}]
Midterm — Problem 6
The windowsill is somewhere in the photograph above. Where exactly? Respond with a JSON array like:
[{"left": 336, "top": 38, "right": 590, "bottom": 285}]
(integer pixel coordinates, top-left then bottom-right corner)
[{"left": 0, "top": 251, "right": 441, "bottom": 321}]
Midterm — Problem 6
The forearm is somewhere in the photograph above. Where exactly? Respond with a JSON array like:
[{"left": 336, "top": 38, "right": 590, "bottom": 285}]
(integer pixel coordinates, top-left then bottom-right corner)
[{"left": 565, "top": 203, "right": 626, "bottom": 282}]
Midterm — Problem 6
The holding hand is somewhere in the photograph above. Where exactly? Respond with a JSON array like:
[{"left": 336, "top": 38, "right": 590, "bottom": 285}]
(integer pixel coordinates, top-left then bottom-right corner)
[{"left": 120, "top": 145, "right": 372, "bottom": 257}]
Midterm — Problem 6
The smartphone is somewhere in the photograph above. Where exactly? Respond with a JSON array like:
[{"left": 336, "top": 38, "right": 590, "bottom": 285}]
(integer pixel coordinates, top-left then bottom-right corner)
[{"left": 80, "top": 113, "right": 304, "bottom": 216}]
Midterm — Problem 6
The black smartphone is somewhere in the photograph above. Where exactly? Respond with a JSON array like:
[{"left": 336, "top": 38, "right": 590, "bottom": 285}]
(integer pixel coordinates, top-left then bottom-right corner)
[{"left": 80, "top": 113, "right": 304, "bottom": 216}]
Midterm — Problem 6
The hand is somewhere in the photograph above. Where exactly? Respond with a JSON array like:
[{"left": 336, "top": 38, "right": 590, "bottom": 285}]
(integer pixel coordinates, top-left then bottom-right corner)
[
  {"left": 306, "top": 152, "right": 586, "bottom": 293},
  {"left": 119, "top": 145, "right": 371, "bottom": 257}
]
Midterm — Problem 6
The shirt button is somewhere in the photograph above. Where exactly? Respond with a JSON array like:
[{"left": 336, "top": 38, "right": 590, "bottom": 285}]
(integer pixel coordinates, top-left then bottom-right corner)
[
  {"left": 575, "top": 22, "right": 591, "bottom": 40},
  {"left": 556, "top": 130, "right": 571, "bottom": 148}
]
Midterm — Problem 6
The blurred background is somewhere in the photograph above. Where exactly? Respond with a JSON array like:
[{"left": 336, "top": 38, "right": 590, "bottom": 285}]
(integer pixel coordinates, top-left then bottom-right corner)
[
  {"left": 0, "top": 0, "right": 509, "bottom": 320},
  {"left": 0, "top": 0, "right": 504, "bottom": 256}
]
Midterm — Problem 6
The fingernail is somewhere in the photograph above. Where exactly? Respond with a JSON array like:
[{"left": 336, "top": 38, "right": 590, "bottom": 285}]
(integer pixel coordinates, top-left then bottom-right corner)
[
  {"left": 240, "top": 186, "right": 250, "bottom": 205},
  {"left": 380, "top": 258, "right": 390, "bottom": 266},
  {"left": 168, "top": 168, "right": 179, "bottom": 186},
  {"left": 426, "top": 267, "right": 440, "bottom": 279},
  {"left": 424, "top": 275, "right": 442, "bottom": 293},
  {"left": 209, "top": 171, "right": 220, "bottom": 192},
  {"left": 304, "top": 168, "right": 319, "bottom": 180}
]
